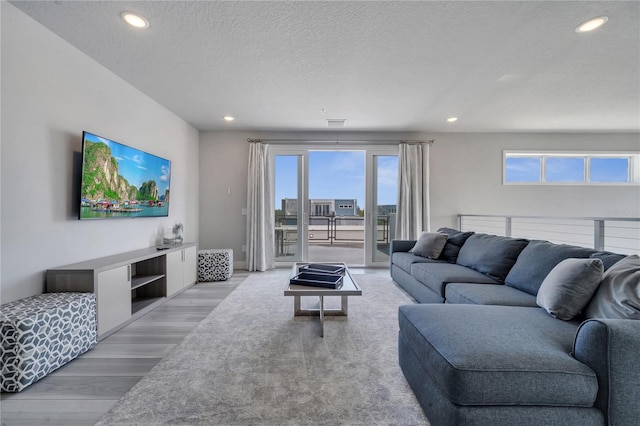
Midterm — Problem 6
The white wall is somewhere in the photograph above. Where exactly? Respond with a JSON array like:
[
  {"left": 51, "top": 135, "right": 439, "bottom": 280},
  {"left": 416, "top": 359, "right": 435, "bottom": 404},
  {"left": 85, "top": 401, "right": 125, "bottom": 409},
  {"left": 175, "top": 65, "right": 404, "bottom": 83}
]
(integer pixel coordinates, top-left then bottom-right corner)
[
  {"left": 200, "top": 131, "right": 639, "bottom": 265},
  {"left": 1, "top": 3, "right": 199, "bottom": 303},
  {"left": 428, "top": 132, "right": 640, "bottom": 230},
  {"left": 198, "top": 131, "right": 251, "bottom": 260}
]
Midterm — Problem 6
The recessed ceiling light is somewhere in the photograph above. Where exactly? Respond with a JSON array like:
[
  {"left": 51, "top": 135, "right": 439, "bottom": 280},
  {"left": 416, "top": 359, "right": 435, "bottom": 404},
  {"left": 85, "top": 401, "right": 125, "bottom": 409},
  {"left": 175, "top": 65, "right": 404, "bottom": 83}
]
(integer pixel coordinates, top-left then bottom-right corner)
[
  {"left": 575, "top": 16, "right": 608, "bottom": 33},
  {"left": 446, "top": 117, "right": 458, "bottom": 123},
  {"left": 326, "top": 119, "right": 346, "bottom": 128},
  {"left": 120, "top": 11, "right": 149, "bottom": 29},
  {"left": 223, "top": 116, "right": 235, "bottom": 122}
]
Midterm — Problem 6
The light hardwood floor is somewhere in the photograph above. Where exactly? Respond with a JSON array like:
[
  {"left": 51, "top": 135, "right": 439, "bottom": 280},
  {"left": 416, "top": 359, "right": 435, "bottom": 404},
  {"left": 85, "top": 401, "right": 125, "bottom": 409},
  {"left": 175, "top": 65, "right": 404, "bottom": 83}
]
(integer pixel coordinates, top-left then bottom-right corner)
[
  {"left": 0, "top": 273, "right": 248, "bottom": 426},
  {"left": 0, "top": 267, "right": 389, "bottom": 426}
]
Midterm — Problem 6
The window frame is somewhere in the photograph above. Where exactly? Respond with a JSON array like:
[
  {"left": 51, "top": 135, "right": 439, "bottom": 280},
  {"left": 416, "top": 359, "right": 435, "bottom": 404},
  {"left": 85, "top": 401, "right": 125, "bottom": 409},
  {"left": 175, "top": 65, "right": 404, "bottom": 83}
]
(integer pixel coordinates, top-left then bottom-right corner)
[{"left": 503, "top": 151, "right": 640, "bottom": 186}]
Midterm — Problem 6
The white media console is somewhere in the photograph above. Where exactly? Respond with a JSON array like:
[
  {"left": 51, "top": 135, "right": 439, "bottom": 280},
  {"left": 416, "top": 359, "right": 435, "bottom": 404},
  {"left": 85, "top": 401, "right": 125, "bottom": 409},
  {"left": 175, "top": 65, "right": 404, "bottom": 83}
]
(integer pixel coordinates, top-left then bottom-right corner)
[{"left": 46, "top": 243, "right": 197, "bottom": 339}]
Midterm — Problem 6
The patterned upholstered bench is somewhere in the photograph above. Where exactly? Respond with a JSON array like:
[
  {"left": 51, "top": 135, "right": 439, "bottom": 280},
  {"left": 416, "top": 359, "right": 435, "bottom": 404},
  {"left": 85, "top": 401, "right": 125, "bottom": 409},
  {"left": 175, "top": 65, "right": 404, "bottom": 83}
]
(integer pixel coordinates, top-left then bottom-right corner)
[
  {"left": 198, "top": 249, "right": 234, "bottom": 281},
  {"left": 0, "top": 292, "right": 97, "bottom": 392}
]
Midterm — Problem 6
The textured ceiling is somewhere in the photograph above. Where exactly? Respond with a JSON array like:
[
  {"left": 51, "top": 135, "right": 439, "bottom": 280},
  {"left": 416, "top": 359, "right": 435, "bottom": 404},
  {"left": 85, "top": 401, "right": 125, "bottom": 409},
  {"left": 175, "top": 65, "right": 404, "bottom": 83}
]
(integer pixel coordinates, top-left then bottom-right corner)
[{"left": 9, "top": 1, "right": 640, "bottom": 132}]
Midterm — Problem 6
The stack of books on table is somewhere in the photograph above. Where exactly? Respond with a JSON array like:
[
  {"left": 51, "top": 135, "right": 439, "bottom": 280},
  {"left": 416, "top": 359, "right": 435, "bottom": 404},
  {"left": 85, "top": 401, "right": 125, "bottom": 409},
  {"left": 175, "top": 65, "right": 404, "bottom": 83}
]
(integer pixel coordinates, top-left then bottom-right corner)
[{"left": 290, "top": 264, "right": 345, "bottom": 289}]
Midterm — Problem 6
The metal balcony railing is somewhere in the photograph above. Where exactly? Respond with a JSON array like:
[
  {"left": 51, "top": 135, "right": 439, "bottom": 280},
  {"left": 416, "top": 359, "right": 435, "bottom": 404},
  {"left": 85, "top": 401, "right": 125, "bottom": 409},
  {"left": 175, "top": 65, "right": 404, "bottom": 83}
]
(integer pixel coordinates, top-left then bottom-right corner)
[
  {"left": 458, "top": 214, "right": 640, "bottom": 255},
  {"left": 274, "top": 214, "right": 391, "bottom": 256}
]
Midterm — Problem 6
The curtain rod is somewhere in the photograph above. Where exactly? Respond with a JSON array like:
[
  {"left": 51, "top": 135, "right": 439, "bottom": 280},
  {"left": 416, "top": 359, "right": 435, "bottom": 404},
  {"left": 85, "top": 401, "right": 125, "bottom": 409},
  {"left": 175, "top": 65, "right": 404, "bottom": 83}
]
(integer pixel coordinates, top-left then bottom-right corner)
[{"left": 247, "top": 138, "right": 434, "bottom": 145}]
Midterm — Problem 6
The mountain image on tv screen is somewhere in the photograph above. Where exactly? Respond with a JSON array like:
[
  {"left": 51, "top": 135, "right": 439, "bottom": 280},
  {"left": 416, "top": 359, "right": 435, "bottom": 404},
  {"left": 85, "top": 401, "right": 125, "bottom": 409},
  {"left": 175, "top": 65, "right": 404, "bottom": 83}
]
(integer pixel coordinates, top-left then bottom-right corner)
[{"left": 79, "top": 131, "right": 171, "bottom": 219}]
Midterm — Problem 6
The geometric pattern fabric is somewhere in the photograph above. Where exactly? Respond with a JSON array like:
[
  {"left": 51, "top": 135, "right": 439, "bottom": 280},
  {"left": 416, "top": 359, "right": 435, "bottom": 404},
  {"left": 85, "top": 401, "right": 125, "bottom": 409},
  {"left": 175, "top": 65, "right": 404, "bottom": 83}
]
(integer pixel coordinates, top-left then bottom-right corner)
[
  {"left": 0, "top": 292, "right": 97, "bottom": 392},
  {"left": 198, "top": 249, "right": 233, "bottom": 281}
]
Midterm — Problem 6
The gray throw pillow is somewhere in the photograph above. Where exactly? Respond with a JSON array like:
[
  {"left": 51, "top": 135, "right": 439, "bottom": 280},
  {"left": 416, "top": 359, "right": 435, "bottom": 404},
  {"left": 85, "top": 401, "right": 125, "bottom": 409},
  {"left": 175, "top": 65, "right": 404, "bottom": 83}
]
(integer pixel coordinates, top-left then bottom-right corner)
[
  {"left": 505, "top": 240, "right": 595, "bottom": 296},
  {"left": 584, "top": 254, "right": 640, "bottom": 320},
  {"left": 536, "top": 258, "right": 604, "bottom": 320},
  {"left": 410, "top": 232, "right": 449, "bottom": 259}
]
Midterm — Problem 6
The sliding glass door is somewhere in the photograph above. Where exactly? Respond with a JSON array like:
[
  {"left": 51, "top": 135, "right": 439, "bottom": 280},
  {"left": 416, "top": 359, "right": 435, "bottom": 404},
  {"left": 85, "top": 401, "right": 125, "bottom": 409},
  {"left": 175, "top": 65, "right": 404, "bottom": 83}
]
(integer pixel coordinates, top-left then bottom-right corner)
[
  {"left": 273, "top": 145, "right": 397, "bottom": 267},
  {"left": 368, "top": 153, "right": 399, "bottom": 263},
  {"left": 274, "top": 153, "right": 305, "bottom": 262}
]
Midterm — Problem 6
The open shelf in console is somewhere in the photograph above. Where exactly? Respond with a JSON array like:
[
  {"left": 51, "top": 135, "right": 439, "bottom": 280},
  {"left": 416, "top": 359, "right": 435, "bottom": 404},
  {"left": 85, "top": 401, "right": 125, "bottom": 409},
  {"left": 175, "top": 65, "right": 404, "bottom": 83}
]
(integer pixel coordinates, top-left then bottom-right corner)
[
  {"left": 131, "top": 274, "right": 165, "bottom": 291},
  {"left": 132, "top": 295, "right": 163, "bottom": 313},
  {"left": 130, "top": 256, "right": 166, "bottom": 314}
]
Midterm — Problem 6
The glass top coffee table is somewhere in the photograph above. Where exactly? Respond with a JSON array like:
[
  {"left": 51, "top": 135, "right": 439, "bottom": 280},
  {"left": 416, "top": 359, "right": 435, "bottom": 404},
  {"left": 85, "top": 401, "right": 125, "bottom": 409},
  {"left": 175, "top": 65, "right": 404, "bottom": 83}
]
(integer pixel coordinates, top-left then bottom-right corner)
[{"left": 284, "top": 262, "right": 362, "bottom": 337}]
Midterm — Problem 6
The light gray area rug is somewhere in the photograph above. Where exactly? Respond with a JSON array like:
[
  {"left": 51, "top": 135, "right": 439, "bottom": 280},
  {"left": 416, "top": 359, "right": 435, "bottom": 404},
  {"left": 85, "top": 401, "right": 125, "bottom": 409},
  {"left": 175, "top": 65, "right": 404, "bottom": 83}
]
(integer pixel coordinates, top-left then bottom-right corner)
[{"left": 97, "top": 271, "right": 429, "bottom": 425}]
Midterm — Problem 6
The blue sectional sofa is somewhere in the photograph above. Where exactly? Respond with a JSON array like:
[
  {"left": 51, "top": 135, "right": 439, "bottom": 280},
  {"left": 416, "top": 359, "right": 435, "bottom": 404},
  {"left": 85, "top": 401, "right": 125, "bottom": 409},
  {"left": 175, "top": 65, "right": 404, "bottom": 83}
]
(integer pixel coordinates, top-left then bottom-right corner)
[{"left": 391, "top": 228, "right": 640, "bottom": 426}]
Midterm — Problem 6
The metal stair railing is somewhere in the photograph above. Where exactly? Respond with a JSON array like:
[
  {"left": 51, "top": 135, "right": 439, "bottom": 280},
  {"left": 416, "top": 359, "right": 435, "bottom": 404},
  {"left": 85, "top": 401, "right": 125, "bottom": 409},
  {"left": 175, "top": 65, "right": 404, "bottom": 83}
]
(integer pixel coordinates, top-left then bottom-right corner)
[{"left": 458, "top": 214, "right": 640, "bottom": 255}]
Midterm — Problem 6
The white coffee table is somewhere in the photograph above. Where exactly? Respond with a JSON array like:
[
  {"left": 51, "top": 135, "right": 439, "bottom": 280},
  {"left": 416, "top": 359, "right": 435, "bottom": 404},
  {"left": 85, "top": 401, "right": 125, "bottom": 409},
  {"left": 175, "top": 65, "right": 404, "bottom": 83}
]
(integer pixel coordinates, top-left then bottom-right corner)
[{"left": 284, "top": 262, "right": 362, "bottom": 337}]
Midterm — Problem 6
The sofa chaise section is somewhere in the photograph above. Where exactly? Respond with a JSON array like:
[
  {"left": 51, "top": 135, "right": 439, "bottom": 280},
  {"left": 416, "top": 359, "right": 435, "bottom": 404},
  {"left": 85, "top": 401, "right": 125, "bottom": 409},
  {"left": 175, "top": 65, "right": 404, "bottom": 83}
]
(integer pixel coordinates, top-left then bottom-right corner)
[{"left": 399, "top": 304, "right": 604, "bottom": 425}]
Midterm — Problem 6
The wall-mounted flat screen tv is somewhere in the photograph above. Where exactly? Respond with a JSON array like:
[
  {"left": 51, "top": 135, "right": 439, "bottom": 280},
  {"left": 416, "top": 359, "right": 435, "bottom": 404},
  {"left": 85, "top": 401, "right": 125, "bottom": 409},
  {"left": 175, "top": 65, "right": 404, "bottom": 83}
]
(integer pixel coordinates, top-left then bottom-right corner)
[{"left": 79, "top": 131, "right": 171, "bottom": 219}]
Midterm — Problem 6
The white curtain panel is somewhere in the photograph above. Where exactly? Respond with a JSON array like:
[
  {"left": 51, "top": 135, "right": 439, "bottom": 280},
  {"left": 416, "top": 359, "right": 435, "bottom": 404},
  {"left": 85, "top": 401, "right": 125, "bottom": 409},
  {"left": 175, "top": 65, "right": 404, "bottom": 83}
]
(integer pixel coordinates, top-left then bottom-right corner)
[
  {"left": 246, "top": 142, "right": 275, "bottom": 271},
  {"left": 396, "top": 142, "right": 431, "bottom": 240}
]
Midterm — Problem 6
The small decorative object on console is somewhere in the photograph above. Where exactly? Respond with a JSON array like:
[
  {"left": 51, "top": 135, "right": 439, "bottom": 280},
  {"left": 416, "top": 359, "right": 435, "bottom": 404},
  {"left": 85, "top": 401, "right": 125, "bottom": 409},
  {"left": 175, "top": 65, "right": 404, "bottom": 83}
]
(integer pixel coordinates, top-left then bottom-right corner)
[{"left": 163, "top": 222, "right": 183, "bottom": 245}]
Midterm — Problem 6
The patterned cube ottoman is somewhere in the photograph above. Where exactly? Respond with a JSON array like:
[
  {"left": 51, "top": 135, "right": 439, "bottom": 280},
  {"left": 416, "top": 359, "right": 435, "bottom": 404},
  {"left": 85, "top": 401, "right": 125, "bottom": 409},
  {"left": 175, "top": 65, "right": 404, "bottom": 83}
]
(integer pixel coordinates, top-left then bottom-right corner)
[
  {"left": 198, "top": 249, "right": 234, "bottom": 281},
  {"left": 0, "top": 292, "right": 97, "bottom": 392}
]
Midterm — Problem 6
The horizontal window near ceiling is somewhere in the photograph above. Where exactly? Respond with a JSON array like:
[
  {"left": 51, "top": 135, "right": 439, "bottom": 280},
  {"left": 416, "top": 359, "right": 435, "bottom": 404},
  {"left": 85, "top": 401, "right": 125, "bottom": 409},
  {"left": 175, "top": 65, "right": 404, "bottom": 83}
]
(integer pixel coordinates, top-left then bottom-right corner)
[{"left": 503, "top": 151, "right": 640, "bottom": 185}]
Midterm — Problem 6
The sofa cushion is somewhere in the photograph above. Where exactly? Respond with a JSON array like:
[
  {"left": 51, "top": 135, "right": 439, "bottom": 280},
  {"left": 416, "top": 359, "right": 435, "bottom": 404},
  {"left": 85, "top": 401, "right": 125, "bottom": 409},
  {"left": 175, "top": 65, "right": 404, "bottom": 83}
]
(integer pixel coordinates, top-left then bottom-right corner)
[
  {"left": 436, "top": 228, "right": 474, "bottom": 263},
  {"left": 456, "top": 234, "right": 529, "bottom": 282},
  {"left": 392, "top": 252, "right": 442, "bottom": 273},
  {"left": 398, "top": 304, "right": 598, "bottom": 407},
  {"left": 590, "top": 251, "right": 626, "bottom": 271},
  {"left": 410, "top": 232, "right": 448, "bottom": 259},
  {"left": 584, "top": 254, "right": 640, "bottom": 320},
  {"left": 445, "top": 283, "right": 538, "bottom": 307},
  {"left": 411, "top": 262, "right": 497, "bottom": 298},
  {"left": 505, "top": 240, "right": 596, "bottom": 296},
  {"left": 392, "top": 266, "right": 445, "bottom": 303},
  {"left": 536, "top": 258, "right": 604, "bottom": 320}
]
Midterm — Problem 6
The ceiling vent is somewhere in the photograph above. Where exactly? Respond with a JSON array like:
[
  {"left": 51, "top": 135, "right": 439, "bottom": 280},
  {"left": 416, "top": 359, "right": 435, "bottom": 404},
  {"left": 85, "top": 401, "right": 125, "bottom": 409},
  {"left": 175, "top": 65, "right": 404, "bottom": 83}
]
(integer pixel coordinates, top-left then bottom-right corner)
[{"left": 326, "top": 119, "right": 346, "bottom": 128}]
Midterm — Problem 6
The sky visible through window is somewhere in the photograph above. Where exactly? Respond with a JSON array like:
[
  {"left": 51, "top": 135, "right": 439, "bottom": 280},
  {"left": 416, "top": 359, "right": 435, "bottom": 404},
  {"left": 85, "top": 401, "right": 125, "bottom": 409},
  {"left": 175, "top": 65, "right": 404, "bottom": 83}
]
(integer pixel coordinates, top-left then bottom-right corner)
[
  {"left": 505, "top": 155, "right": 630, "bottom": 183},
  {"left": 308, "top": 151, "right": 365, "bottom": 207},
  {"left": 275, "top": 151, "right": 399, "bottom": 210},
  {"left": 546, "top": 157, "right": 585, "bottom": 182},
  {"left": 504, "top": 157, "right": 541, "bottom": 182},
  {"left": 590, "top": 158, "right": 629, "bottom": 182}
]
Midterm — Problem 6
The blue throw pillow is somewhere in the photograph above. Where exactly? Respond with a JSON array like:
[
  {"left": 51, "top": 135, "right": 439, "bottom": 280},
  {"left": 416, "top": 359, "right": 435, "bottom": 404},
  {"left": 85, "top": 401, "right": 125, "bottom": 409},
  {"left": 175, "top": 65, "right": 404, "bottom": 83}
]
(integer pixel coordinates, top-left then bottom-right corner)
[
  {"left": 436, "top": 227, "right": 474, "bottom": 263},
  {"left": 590, "top": 251, "right": 626, "bottom": 271},
  {"left": 456, "top": 234, "right": 529, "bottom": 282}
]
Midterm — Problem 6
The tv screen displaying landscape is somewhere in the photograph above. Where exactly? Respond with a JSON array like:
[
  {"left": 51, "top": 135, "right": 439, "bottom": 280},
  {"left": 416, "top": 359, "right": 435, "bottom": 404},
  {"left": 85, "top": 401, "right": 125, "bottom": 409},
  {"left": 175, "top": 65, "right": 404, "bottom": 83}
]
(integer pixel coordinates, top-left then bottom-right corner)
[{"left": 79, "top": 131, "right": 171, "bottom": 219}]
